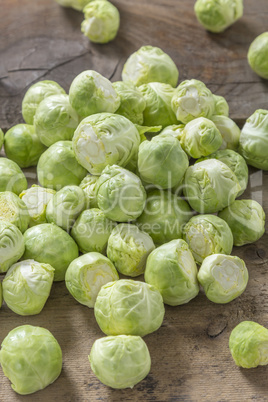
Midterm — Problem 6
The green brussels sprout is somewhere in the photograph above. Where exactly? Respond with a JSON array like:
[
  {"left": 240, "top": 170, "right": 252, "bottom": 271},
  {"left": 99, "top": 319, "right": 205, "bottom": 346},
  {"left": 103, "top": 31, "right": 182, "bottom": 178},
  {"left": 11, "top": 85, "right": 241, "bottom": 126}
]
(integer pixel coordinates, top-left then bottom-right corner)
[
  {"left": 197, "top": 254, "right": 248, "bottom": 304},
  {"left": 239, "top": 109, "right": 268, "bottom": 170},
  {"left": 171, "top": 80, "right": 215, "bottom": 124},
  {"left": 107, "top": 223, "right": 155, "bottom": 277},
  {"left": 69, "top": 71, "right": 120, "bottom": 118},
  {"left": 211, "top": 115, "right": 240, "bottom": 151},
  {"left": 4, "top": 124, "right": 46, "bottom": 168},
  {"left": 89, "top": 335, "right": 151, "bottom": 389},
  {"left": 46, "top": 185, "right": 86, "bottom": 232},
  {"left": 55, "top": 0, "right": 90, "bottom": 11},
  {"left": 218, "top": 200, "right": 265, "bottom": 246},
  {"left": 37, "top": 141, "right": 87, "bottom": 190},
  {"left": 248, "top": 32, "right": 268, "bottom": 79},
  {"left": 3, "top": 260, "right": 54, "bottom": 316},
  {"left": 184, "top": 159, "right": 241, "bottom": 213},
  {"left": 97, "top": 165, "right": 146, "bottom": 222},
  {"left": 159, "top": 124, "right": 185, "bottom": 142},
  {"left": 94, "top": 279, "right": 165, "bottom": 336},
  {"left": 0, "top": 128, "right": 4, "bottom": 150},
  {"left": 65, "top": 252, "right": 119, "bottom": 307},
  {"left": 145, "top": 239, "right": 199, "bottom": 306},
  {"left": 183, "top": 214, "right": 233, "bottom": 264},
  {"left": 23, "top": 223, "right": 79, "bottom": 281},
  {"left": 137, "top": 135, "right": 189, "bottom": 189},
  {"left": 229, "top": 321, "right": 268, "bottom": 368},
  {"left": 0, "top": 325, "right": 62, "bottom": 395},
  {"left": 22, "top": 80, "right": 66, "bottom": 125},
  {"left": 0, "top": 158, "right": 27, "bottom": 195},
  {"left": 194, "top": 0, "right": 243, "bottom": 33},
  {"left": 34, "top": 94, "right": 79, "bottom": 147},
  {"left": 212, "top": 95, "right": 229, "bottom": 117},
  {"left": 113, "top": 81, "right": 146, "bottom": 125},
  {"left": 79, "top": 175, "right": 99, "bottom": 209},
  {"left": 0, "top": 221, "right": 25, "bottom": 273},
  {"left": 0, "top": 191, "right": 30, "bottom": 233}
]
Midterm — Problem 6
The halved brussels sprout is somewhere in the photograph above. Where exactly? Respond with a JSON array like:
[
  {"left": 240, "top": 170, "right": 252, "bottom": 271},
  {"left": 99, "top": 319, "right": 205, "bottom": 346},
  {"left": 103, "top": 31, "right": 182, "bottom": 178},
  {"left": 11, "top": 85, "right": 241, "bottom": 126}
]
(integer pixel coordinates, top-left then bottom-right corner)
[
  {"left": 159, "top": 124, "right": 185, "bottom": 142},
  {"left": 0, "top": 158, "right": 27, "bottom": 195},
  {"left": 211, "top": 115, "right": 240, "bottom": 151},
  {"left": 0, "top": 191, "right": 29, "bottom": 233},
  {"left": 212, "top": 95, "right": 229, "bottom": 117},
  {"left": 79, "top": 175, "right": 99, "bottom": 209},
  {"left": 0, "top": 221, "right": 25, "bottom": 273},
  {"left": 113, "top": 81, "right": 146, "bottom": 125},
  {"left": 55, "top": 0, "right": 90, "bottom": 11},
  {"left": 0, "top": 129, "right": 4, "bottom": 150},
  {"left": 248, "top": 32, "right": 268, "bottom": 79}
]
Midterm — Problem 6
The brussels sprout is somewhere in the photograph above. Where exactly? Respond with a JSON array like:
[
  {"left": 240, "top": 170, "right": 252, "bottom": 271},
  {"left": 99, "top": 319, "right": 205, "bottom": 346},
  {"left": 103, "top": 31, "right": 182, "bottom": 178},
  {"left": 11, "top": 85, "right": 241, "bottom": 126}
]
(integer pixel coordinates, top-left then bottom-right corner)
[
  {"left": 0, "top": 158, "right": 27, "bottom": 195},
  {"left": 22, "top": 80, "right": 66, "bottom": 125},
  {"left": 3, "top": 260, "right": 54, "bottom": 316},
  {"left": 194, "top": 0, "right": 243, "bottom": 33},
  {"left": 122, "top": 45, "right": 179, "bottom": 88},
  {"left": 171, "top": 80, "right": 215, "bottom": 124},
  {"left": 183, "top": 215, "right": 233, "bottom": 264},
  {"left": 4, "top": 124, "right": 46, "bottom": 168},
  {"left": 229, "top": 321, "right": 268, "bottom": 368},
  {"left": 211, "top": 115, "right": 240, "bottom": 151},
  {"left": 55, "top": 0, "right": 90, "bottom": 11},
  {"left": 248, "top": 32, "right": 268, "bottom": 79},
  {"left": 0, "top": 221, "right": 25, "bottom": 273},
  {"left": 89, "top": 335, "right": 151, "bottom": 389},
  {"left": 34, "top": 94, "right": 79, "bottom": 147},
  {"left": 239, "top": 109, "right": 268, "bottom": 170},
  {"left": 197, "top": 254, "right": 248, "bottom": 304},
  {"left": 23, "top": 223, "right": 79, "bottom": 281},
  {"left": 37, "top": 141, "right": 87, "bottom": 190},
  {"left": 0, "top": 325, "right": 62, "bottom": 395},
  {"left": 79, "top": 175, "right": 99, "bottom": 209},
  {"left": 46, "top": 185, "right": 86, "bottom": 232},
  {"left": 0, "top": 191, "right": 30, "bottom": 233},
  {"left": 184, "top": 159, "right": 241, "bottom": 213},
  {"left": 159, "top": 124, "right": 185, "bottom": 142},
  {"left": 107, "top": 224, "right": 155, "bottom": 277},
  {"left": 212, "top": 95, "right": 229, "bottom": 117},
  {"left": 94, "top": 279, "right": 165, "bottom": 336},
  {"left": 65, "top": 252, "right": 119, "bottom": 307},
  {"left": 0, "top": 281, "right": 2, "bottom": 309},
  {"left": 218, "top": 200, "right": 265, "bottom": 246},
  {"left": 113, "top": 81, "right": 146, "bottom": 125},
  {"left": 0, "top": 128, "right": 4, "bottom": 150}
]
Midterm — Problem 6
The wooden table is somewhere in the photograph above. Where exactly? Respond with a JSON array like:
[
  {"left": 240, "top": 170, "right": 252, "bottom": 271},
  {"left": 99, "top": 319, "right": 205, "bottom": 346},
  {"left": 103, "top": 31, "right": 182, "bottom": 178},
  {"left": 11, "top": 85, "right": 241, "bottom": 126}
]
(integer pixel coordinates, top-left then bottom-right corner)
[{"left": 0, "top": 1, "right": 268, "bottom": 401}]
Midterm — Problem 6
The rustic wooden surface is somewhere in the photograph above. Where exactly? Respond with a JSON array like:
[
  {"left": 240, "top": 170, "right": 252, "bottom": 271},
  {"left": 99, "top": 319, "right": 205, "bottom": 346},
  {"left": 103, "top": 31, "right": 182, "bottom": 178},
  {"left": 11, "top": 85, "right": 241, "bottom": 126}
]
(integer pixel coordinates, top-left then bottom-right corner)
[{"left": 0, "top": 0, "right": 268, "bottom": 401}]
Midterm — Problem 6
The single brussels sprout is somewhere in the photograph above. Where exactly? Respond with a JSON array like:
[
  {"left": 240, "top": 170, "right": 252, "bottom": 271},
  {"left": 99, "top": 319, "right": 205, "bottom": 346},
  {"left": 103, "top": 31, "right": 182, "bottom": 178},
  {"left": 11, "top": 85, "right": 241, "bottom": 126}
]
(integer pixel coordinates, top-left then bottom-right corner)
[
  {"left": 248, "top": 32, "right": 268, "bottom": 79},
  {"left": 46, "top": 185, "right": 86, "bottom": 232},
  {"left": 0, "top": 191, "right": 30, "bottom": 233},
  {"left": 22, "top": 80, "right": 66, "bottom": 125},
  {"left": 94, "top": 279, "right": 165, "bottom": 336},
  {"left": 183, "top": 215, "right": 233, "bottom": 264},
  {"left": 211, "top": 115, "right": 240, "bottom": 151},
  {"left": 55, "top": 0, "right": 90, "bottom": 11},
  {"left": 239, "top": 109, "right": 268, "bottom": 170},
  {"left": 23, "top": 223, "right": 79, "bottom": 281},
  {"left": 89, "top": 335, "right": 151, "bottom": 389},
  {"left": 34, "top": 94, "right": 79, "bottom": 147},
  {"left": 183, "top": 159, "right": 241, "bottom": 214},
  {"left": 113, "top": 81, "right": 146, "bottom": 125},
  {"left": 159, "top": 124, "right": 185, "bottom": 142},
  {"left": 218, "top": 200, "right": 265, "bottom": 246},
  {"left": 65, "top": 252, "right": 119, "bottom": 307},
  {"left": 3, "top": 260, "right": 54, "bottom": 316},
  {"left": 0, "top": 158, "right": 27, "bottom": 195},
  {"left": 79, "top": 175, "right": 99, "bottom": 209},
  {"left": 194, "top": 0, "right": 243, "bottom": 33},
  {"left": 212, "top": 95, "right": 229, "bottom": 117},
  {"left": 0, "top": 325, "right": 62, "bottom": 395},
  {"left": 229, "top": 321, "right": 268, "bottom": 368},
  {"left": 0, "top": 221, "right": 25, "bottom": 273},
  {"left": 0, "top": 128, "right": 4, "bottom": 150},
  {"left": 37, "top": 141, "right": 87, "bottom": 190},
  {"left": 171, "top": 80, "right": 215, "bottom": 124},
  {"left": 197, "top": 254, "right": 248, "bottom": 304}
]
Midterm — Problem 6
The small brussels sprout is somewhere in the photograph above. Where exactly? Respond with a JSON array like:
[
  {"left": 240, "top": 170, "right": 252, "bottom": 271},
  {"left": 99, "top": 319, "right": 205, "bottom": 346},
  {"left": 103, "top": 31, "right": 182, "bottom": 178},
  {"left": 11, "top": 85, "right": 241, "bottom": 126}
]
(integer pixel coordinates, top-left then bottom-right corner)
[
  {"left": 23, "top": 223, "right": 79, "bottom": 281},
  {"left": 184, "top": 159, "right": 241, "bottom": 213},
  {"left": 171, "top": 80, "right": 215, "bottom": 124},
  {"left": 229, "top": 321, "right": 268, "bottom": 368},
  {"left": 248, "top": 32, "right": 268, "bottom": 79},
  {"left": 107, "top": 224, "right": 155, "bottom": 277},
  {"left": 0, "top": 191, "right": 30, "bottom": 233},
  {"left": 113, "top": 81, "right": 146, "bottom": 125},
  {"left": 194, "top": 0, "right": 243, "bottom": 33},
  {"left": 94, "top": 279, "right": 165, "bottom": 336},
  {"left": 79, "top": 175, "right": 99, "bottom": 209},
  {"left": 211, "top": 115, "right": 240, "bottom": 151},
  {"left": 122, "top": 45, "right": 179, "bottom": 88},
  {"left": 34, "top": 94, "right": 79, "bottom": 147},
  {"left": 212, "top": 95, "right": 229, "bottom": 117},
  {"left": 65, "top": 252, "right": 119, "bottom": 307},
  {"left": 145, "top": 239, "right": 199, "bottom": 306},
  {"left": 89, "top": 335, "right": 151, "bottom": 389},
  {"left": 69, "top": 71, "right": 120, "bottom": 118},
  {"left": 183, "top": 215, "right": 233, "bottom": 264},
  {"left": 0, "top": 325, "right": 62, "bottom": 395},
  {"left": 3, "top": 260, "right": 54, "bottom": 316},
  {"left": 0, "top": 221, "right": 25, "bottom": 273},
  {"left": 239, "top": 109, "right": 268, "bottom": 170},
  {"left": 0, "top": 128, "right": 4, "bottom": 150},
  {"left": 37, "top": 141, "right": 87, "bottom": 190},
  {"left": 218, "top": 200, "right": 265, "bottom": 246},
  {"left": 197, "top": 254, "right": 248, "bottom": 304},
  {"left": 22, "top": 80, "right": 66, "bottom": 125},
  {"left": 159, "top": 124, "right": 185, "bottom": 142},
  {"left": 0, "top": 158, "right": 27, "bottom": 195},
  {"left": 55, "top": 0, "right": 91, "bottom": 11}
]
